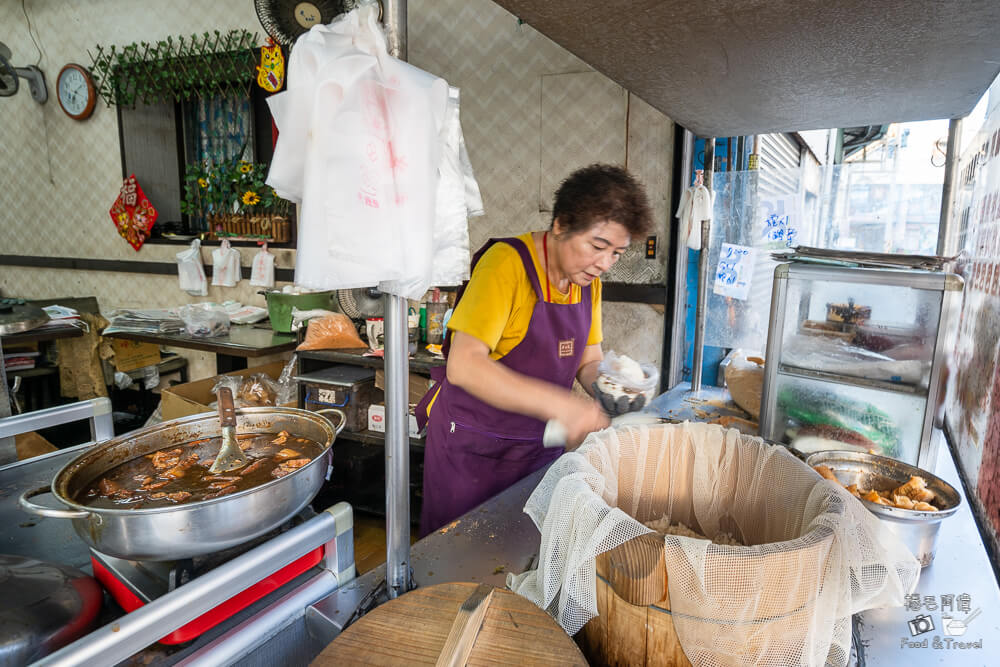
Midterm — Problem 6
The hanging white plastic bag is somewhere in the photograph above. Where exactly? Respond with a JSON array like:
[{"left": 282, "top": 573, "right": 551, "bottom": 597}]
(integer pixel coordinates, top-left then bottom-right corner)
[
  {"left": 211, "top": 239, "right": 241, "bottom": 287},
  {"left": 267, "top": 4, "right": 448, "bottom": 298},
  {"left": 176, "top": 239, "right": 208, "bottom": 296},
  {"left": 250, "top": 243, "right": 276, "bottom": 288}
]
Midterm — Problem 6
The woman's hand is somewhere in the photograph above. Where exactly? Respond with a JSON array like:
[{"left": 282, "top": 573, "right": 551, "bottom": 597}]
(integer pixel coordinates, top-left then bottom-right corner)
[{"left": 558, "top": 393, "right": 610, "bottom": 449}]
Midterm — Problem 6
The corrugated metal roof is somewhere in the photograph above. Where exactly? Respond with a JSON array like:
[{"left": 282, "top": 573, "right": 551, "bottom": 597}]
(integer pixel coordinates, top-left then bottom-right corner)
[{"left": 492, "top": 0, "right": 1000, "bottom": 136}]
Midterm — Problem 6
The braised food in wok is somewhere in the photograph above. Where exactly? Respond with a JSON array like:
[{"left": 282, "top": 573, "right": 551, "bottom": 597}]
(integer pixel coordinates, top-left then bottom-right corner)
[{"left": 78, "top": 431, "right": 323, "bottom": 509}]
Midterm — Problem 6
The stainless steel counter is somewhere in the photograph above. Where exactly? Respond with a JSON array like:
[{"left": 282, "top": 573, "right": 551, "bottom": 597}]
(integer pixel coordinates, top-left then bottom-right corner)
[
  {"left": 850, "top": 435, "right": 999, "bottom": 665},
  {"left": 4, "top": 423, "right": 997, "bottom": 666},
  {"left": 306, "top": 466, "right": 545, "bottom": 638},
  {"left": 304, "top": 430, "right": 1000, "bottom": 667}
]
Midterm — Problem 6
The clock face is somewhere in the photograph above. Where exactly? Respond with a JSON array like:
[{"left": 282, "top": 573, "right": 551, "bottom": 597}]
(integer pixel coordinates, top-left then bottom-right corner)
[{"left": 57, "top": 65, "right": 95, "bottom": 119}]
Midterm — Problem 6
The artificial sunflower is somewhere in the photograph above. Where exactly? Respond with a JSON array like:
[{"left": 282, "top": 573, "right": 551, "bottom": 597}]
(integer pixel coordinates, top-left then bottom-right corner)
[
  {"left": 242, "top": 190, "right": 260, "bottom": 206},
  {"left": 198, "top": 177, "right": 208, "bottom": 188},
  {"left": 239, "top": 162, "right": 253, "bottom": 174}
]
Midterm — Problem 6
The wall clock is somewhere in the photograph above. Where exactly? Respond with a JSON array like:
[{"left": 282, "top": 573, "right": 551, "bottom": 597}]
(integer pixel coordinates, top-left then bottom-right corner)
[{"left": 56, "top": 64, "right": 96, "bottom": 120}]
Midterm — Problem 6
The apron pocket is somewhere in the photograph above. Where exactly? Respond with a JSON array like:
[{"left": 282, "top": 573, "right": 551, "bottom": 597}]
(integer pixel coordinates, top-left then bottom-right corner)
[{"left": 447, "top": 419, "right": 541, "bottom": 462}]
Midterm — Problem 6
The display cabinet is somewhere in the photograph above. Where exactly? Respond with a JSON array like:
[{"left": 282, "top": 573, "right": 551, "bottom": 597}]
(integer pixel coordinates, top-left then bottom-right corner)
[{"left": 759, "top": 263, "right": 963, "bottom": 469}]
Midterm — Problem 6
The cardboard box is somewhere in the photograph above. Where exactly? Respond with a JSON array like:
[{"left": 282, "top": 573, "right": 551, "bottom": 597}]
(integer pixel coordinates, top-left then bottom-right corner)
[
  {"left": 374, "top": 369, "right": 435, "bottom": 405},
  {"left": 112, "top": 339, "right": 161, "bottom": 373},
  {"left": 160, "top": 361, "right": 290, "bottom": 421},
  {"left": 367, "top": 403, "right": 419, "bottom": 437}
]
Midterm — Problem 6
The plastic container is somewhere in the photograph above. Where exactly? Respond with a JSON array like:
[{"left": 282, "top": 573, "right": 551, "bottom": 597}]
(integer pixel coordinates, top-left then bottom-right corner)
[
  {"left": 262, "top": 291, "right": 339, "bottom": 333},
  {"left": 295, "top": 364, "right": 379, "bottom": 433}
]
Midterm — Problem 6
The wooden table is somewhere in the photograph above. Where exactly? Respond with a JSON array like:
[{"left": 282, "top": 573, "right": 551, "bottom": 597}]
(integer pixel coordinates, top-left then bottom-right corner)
[
  {"left": 103, "top": 325, "right": 297, "bottom": 373},
  {"left": 0, "top": 322, "right": 84, "bottom": 346}
]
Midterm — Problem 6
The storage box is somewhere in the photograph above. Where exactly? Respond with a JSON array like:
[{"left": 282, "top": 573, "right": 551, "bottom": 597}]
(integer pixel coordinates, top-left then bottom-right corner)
[
  {"left": 160, "top": 361, "right": 289, "bottom": 421},
  {"left": 367, "top": 403, "right": 420, "bottom": 438},
  {"left": 112, "top": 339, "right": 161, "bottom": 373},
  {"left": 374, "top": 369, "right": 435, "bottom": 405},
  {"left": 296, "top": 365, "right": 379, "bottom": 433}
]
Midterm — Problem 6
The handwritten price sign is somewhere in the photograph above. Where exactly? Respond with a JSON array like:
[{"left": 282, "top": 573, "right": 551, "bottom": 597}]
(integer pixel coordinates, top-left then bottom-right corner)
[
  {"left": 713, "top": 243, "right": 755, "bottom": 300},
  {"left": 760, "top": 194, "right": 800, "bottom": 248}
]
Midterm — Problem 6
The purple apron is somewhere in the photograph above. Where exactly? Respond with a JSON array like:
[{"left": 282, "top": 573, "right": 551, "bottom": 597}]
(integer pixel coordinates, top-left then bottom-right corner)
[{"left": 417, "top": 237, "right": 591, "bottom": 536}]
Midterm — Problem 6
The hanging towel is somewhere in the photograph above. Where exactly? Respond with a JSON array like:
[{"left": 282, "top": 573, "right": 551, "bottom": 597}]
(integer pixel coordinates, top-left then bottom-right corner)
[{"left": 675, "top": 184, "right": 714, "bottom": 250}]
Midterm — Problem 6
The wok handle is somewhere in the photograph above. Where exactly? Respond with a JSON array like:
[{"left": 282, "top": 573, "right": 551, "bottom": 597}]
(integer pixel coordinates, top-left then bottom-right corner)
[
  {"left": 18, "top": 486, "right": 91, "bottom": 520},
  {"left": 315, "top": 408, "right": 348, "bottom": 436}
]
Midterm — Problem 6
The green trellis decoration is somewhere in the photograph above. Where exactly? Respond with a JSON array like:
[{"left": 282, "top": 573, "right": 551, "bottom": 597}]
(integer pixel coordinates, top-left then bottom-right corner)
[{"left": 88, "top": 30, "right": 259, "bottom": 107}]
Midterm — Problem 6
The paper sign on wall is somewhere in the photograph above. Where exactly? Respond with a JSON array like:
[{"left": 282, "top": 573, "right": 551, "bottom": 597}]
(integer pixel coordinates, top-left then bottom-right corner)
[
  {"left": 713, "top": 243, "right": 755, "bottom": 300},
  {"left": 760, "top": 194, "right": 800, "bottom": 248}
]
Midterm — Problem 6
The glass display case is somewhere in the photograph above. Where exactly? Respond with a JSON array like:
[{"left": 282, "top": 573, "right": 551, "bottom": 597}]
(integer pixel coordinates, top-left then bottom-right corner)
[{"left": 759, "top": 263, "right": 963, "bottom": 469}]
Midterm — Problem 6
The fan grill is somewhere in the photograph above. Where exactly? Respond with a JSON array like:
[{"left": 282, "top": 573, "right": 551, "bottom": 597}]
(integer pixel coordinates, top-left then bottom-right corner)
[{"left": 254, "top": 0, "right": 353, "bottom": 46}]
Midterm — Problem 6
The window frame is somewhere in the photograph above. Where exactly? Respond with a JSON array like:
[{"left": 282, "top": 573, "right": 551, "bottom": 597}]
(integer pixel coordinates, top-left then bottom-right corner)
[{"left": 115, "top": 51, "right": 293, "bottom": 248}]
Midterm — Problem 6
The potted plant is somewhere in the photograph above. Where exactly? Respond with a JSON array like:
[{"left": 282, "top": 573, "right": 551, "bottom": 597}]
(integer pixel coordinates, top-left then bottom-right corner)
[{"left": 180, "top": 158, "right": 292, "bottom": 242}]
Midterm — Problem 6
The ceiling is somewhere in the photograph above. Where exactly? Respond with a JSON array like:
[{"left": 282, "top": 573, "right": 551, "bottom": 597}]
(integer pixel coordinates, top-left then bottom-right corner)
[{"left": 492, "top": 0, "right": 1000, "bottom": 136}]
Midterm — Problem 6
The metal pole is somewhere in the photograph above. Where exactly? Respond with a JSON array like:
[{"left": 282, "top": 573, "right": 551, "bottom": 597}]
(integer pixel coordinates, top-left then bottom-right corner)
[
  {"left": 691, "top": 137, "right": 715, "bottom": 393},
  {"left": 0, "top": 336, "right": 14, "bottom": 465},
  {"left": 668, "top": 129, "right": 696, "bottom": 388},
  {"left": 381, "top": 0, "right": 412, "bottom": 599},
  {"left": 937, "top": 117, "right": 963, "bottom": 257}
]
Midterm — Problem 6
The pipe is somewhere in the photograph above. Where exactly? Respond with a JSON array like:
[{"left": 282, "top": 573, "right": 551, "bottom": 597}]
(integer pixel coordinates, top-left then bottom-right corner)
[
  {"left": 383, "top": 293, "right": 411, "bottom": 599},
  {"left": 175, "top": 571, "right": 340, "bottom": 667},
  {"left": 690, "top": 137, "right": 715, "bottom": 393},
  {"left": 669, "top": 129, "right": 696, "bottom": 388},
  {"left": 383, "top": 0, "right": 407, "bottom": 61},
  {"left": 381, "top": 0, "right": 412, "bottom": 600},
  {"left": 937, "top": 117, "right": 963, "bottom": 257},
  {"left": 0, "top": 397, "right": 113, "bottom": 443},
  {"left": 0, "top": 337, "right": 13, "bottom": 465},
  {"left": 35, "top": 505, "right": 347, "bottom": 667}
]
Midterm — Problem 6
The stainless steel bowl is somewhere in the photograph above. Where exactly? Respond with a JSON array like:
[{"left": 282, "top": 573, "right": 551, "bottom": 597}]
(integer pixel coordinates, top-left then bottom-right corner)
[
  {"left": 18, "top": 407, "right": 344, "bottom": 561},
  {"left": 805, "top": 450, "right": 961, "bottom": 567}
]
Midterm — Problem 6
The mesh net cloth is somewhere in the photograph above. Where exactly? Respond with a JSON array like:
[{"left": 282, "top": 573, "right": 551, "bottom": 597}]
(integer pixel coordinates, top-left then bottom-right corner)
[{"left": 507, "top": 422, "right": 919, "bottom": 666}]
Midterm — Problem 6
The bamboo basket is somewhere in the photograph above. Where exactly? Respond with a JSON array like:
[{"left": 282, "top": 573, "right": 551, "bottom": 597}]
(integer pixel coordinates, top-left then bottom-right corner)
[
  {"left": 577, "top": 530, "right": 834, "bottom": 667},
  {"left": 209, "top": 213, "right": 291, "bottom": 243},
  {"left": 574, "top": 430, "right": 837, "bottom": 667}
]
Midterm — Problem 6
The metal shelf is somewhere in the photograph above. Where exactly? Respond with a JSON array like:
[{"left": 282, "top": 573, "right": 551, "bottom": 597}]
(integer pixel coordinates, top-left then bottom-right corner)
[
  {"left": 297, "top": 348, "right": 445, "bottom": 374},
  {"left": 776, "top": 364, "right": 928, "bottom": 397},
  {"left": 339, "top": 428, "right": 425, "bottom": 450}
]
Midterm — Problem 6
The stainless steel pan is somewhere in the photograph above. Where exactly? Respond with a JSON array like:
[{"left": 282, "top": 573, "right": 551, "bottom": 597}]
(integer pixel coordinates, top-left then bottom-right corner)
[{"left": 18, "top": 407, "right": 345, "bottom": 561}]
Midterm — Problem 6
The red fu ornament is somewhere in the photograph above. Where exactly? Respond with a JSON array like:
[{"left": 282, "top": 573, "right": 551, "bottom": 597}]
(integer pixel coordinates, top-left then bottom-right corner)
[{"left": 110, "top": 174, "right": 158, "bottom": 251}]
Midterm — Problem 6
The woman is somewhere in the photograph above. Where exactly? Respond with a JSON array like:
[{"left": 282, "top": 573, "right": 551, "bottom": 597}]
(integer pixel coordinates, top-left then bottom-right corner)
[{"left": 417, "top": 164, "right": 654, "bottom": 535}]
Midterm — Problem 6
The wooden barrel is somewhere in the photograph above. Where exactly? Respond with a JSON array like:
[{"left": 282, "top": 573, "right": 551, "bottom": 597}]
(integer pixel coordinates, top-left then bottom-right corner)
[{"left": 576, "top": 528, "right": 834, "bottom": 666}]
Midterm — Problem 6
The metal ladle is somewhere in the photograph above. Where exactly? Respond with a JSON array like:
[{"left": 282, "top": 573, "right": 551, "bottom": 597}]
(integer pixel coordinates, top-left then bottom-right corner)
[{"left": 209, "top": 387, "right": 247, "bottom": 473}]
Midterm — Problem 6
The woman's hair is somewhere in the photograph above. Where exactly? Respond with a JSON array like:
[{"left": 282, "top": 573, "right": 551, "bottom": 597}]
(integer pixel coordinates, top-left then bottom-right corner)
[{"left": 551, "top": 164, "right": 653, "bottom": 238}]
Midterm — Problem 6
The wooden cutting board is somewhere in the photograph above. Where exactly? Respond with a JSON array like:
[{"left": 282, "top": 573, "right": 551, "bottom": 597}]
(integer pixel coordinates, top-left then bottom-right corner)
[{"left": 311, "top": 582, "right": 586, "bottom": 666}]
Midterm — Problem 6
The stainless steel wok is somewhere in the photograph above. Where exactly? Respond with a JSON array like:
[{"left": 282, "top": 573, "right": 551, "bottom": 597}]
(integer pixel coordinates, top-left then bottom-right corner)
[{"left": 18, "top": 407, "right": 345, "bottom": 561}]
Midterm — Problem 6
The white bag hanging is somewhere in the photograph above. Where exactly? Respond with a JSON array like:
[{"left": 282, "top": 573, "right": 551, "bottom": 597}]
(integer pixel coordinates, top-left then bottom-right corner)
[
  {"left": 267, "top": 4, "right": 448, "bottom": 299},
  {"left": 176, "top": 239, "right": 208, "bottom": 296},
  {"left": 211, "top": 239, "right": 242, "bottom": 287},
  {"left": 250, "top": 243, "right": 276, "bottom": 288}
]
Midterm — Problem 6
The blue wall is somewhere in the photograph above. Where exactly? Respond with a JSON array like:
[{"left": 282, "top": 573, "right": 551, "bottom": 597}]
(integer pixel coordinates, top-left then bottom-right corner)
[{"left": 681, "top": 137, "right": 750, "bottom": 385}]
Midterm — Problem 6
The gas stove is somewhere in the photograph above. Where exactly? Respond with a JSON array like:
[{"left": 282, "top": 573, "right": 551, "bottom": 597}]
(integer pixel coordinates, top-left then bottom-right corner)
[{"left": 90, "top": 508, "right": 324, "bottom": 645}]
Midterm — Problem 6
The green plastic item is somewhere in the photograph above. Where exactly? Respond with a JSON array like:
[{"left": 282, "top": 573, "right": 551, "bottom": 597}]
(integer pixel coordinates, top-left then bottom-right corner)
[{"left": 262, "top": 290, "right": 339, "bottom": 333}]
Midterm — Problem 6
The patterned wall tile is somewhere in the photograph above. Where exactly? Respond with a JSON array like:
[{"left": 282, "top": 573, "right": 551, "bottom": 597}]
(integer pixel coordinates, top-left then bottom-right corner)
[
  {"left": 3, "top": 0, "right": 676, "bottom": 378},
  {"left": 539, "top": 72, "right": 627, "bottom": 211}
]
